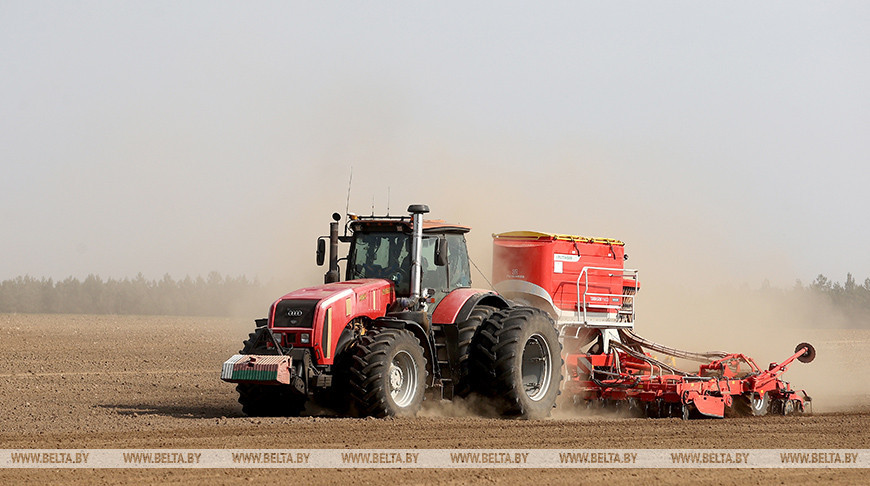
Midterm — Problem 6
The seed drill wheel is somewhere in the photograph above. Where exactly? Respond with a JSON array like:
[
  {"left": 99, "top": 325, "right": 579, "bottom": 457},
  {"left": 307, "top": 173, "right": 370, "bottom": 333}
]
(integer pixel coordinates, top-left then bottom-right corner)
[
  {"left": 734, "top": 392, "right": 770, "bottom": 417},
  {"left": 469, "top": 306, "right": 563, "bottom": 419},
  {"left": 348, "top": 328, "right": 427, "bottom": 417},
  {"left": 681, "top": 403, "right": 692, "bottom": 421},
  {"left": 236, "top": 328, "right": 307, "bottom": 417}
]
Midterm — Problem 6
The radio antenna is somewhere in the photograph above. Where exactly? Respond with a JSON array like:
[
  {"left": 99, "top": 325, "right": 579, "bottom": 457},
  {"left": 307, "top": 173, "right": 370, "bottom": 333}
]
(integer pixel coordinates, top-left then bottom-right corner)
[
  {"left": 344, "top": 167, "right": 353, "bottom": 221},
  {"left": 386, "top": 187, "right": 391, "bottom": 216}
]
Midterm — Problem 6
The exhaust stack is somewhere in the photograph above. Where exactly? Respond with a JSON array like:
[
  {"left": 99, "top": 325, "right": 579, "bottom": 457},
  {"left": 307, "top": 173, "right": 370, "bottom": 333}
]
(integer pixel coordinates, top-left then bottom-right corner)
[
  {"left": 324, "top": 212, "right": 341, "bottom": 284},
  {"left": 407, "top": 204, "right": 429, "bottom": 304}
]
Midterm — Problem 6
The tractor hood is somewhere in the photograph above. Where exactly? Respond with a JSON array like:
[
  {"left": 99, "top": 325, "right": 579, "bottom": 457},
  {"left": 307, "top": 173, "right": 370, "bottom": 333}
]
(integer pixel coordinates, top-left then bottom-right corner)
[{"left": 269, "top": 279, "right": 395, "bottom": 330}]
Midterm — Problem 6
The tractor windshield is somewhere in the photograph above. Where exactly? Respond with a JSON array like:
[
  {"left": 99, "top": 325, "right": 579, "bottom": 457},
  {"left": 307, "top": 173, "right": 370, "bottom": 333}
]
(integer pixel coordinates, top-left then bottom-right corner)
[{"left": 348, "top": 232, "right": 412, "bottom": 294}]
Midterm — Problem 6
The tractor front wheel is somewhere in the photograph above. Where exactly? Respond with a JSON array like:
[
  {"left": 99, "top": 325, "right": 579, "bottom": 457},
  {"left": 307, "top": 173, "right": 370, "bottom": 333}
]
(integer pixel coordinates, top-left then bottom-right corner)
[
  {"left": 236, "top": 328, "right": 306, "bottom": 417},
  {"left": 348, "top": 328, "right": 427, "bottom": 417}
]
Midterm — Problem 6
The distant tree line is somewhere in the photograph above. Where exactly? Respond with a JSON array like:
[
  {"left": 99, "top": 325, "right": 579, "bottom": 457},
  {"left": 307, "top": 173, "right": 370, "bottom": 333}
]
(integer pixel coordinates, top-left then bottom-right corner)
[
  {"left": 2, "top": 271, "right": 870, "bottom": 320},
  {"left": 792, "top": 273, "right": 870, "bottom": 320},
  {"left": 0, "top": 272, "right": 263, "bottom": 316}
]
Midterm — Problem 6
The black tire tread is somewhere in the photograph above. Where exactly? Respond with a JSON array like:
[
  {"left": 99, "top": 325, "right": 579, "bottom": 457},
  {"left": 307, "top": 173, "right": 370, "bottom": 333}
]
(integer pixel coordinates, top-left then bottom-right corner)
[
  {"left": 467, "top": 308, "right": 511, "bottom": 396},
  {"left": 733, "top": 393, "right": 770, "bottom": 417},
  {"left": 469, "top": 306, "right": 563, "bottom": 418},
  {"left": 348, "top": 328, "right": 427, "bottom": 418},
  {"left": 454, "top": 305, "right": 496, "bottom": 396}
]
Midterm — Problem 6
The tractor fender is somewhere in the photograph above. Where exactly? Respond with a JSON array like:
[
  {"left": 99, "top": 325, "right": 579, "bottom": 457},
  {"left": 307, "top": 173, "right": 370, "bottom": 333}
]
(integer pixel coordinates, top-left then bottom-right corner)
[
  {"left": 370, "top": 317, "right": 438, "bottom": 386},
  {"left": 431, "top": 289, "right": 511, "bottom": 325},
  {"left": 334, "top": 324, "right": 361, "bottom": 360}
]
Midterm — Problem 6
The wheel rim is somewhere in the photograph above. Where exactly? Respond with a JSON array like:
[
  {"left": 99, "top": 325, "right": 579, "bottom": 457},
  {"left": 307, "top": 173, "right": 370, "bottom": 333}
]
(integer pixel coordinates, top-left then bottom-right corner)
[
  {"left": 388, "top": 350, "right": 418, "bottom": 408},
  {"left": 750, "top": 394, "right": 766, "bottom": 412},
  {"left": 521, "top": 333, "right": 552, "bottom": 401}
]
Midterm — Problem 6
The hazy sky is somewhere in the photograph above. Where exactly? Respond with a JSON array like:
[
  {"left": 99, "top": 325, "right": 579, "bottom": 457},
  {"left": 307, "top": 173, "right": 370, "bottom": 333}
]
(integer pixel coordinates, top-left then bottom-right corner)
[{"left": 2, "top": 1, "right": 868, "bottom": 290}]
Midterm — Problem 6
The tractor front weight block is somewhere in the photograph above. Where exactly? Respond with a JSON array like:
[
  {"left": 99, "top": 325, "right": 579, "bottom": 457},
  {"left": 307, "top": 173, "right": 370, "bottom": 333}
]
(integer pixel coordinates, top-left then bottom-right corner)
[{"left": 221, "top": 354, "right": 293, "bottom": 386}]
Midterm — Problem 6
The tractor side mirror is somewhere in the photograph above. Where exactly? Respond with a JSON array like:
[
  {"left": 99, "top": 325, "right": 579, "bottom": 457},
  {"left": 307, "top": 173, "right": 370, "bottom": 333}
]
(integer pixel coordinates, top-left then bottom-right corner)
[
  {"left": 435, "top": 237, "right": 448, "bottom": 266},
  {"left": 316, "top": 238, "right": 326, "bottom": 266}
]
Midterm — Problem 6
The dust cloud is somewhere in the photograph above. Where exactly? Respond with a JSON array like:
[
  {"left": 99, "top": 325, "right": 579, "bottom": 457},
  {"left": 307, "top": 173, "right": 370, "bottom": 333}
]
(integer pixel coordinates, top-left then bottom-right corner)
[{"left": 418, "top": 395, "right": 501, "bottom": 419}]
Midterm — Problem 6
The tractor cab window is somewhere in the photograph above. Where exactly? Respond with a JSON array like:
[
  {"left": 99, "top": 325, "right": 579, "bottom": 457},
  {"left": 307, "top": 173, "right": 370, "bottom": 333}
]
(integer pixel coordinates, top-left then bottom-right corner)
[
  {"left": 420, "top": 236, "right": 449, "bottom": 293},
  {"left": 348, "top": 232, "right": 411, "bottom": 294},
  {"left": 447, "top": 233, "right": 471, "bottom": 288}
]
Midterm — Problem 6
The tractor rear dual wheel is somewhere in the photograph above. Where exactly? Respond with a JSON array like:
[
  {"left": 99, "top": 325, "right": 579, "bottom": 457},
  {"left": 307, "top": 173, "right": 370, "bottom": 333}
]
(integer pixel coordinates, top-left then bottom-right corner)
[
  {"left": 469, "top": 306, "right": 563, "bottom": 419},
  {"left": 454, "top": 305, "right": 496, "bottom": 397}
]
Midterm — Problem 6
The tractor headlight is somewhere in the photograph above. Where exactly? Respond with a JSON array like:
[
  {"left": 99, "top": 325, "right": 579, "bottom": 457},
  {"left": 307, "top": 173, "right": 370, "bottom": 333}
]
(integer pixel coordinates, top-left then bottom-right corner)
[{"left": 300, "top": 333, "right": 310, "bottom": 344}]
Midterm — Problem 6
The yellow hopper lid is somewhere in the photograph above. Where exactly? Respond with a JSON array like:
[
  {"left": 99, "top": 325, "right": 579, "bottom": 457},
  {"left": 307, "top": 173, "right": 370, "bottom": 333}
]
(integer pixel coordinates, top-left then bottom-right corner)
[{"left": 493, "top": 231, "right": 624, "bottom": 246}]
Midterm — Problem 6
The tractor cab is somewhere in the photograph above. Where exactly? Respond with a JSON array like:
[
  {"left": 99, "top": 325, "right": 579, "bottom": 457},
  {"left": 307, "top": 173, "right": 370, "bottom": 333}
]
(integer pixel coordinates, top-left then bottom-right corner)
[{"left": 344, "top": 214, "right": 472, "bottom": 310}]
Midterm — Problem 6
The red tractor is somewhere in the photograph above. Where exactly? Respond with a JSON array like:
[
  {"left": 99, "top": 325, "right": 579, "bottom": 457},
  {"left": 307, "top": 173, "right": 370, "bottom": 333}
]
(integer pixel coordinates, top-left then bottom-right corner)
[{"left": 222, "top": 205, "right": 563, "bottom": 418}]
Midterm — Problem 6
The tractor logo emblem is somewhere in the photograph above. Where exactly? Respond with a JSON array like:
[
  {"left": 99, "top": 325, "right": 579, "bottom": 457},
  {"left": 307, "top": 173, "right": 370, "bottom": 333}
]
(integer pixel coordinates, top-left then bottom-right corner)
[{"left": 287, "top": 309, "right": 304, "bottom": 317}]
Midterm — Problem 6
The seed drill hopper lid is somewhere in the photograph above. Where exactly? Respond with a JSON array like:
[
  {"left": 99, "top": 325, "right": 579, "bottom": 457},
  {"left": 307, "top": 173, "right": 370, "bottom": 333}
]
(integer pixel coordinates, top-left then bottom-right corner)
[{"left": 493, "top": 231, "right": 625, "bottom": 246}]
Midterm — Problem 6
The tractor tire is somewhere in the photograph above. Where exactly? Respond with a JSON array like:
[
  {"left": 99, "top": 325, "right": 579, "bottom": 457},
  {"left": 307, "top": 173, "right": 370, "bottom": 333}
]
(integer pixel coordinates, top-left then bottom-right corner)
[
  {"left": 454, "top": 305, "right": 496, "bottom": 397},
  {"left": 348, "top": 328, "right": 427, "bottom": 417},
  {"left": 236, "top": 329, "right": 306, "bottom": 417},
  {"left": 467, "top": 308, "right": 510, "bottom": 397},
  {"left": 469, "top": 306, "right": 563, "bottom": 419},
  {"left": 734, "top": 392, "right": 770, "bottom": 417}
]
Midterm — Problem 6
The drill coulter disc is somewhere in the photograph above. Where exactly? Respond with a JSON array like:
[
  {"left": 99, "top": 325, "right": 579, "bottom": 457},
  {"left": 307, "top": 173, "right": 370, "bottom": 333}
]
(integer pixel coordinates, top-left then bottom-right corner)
[
  {"left": 681, "top": 403, "right": 692, "bottom": 421},
  {"left": 795, "top": 342, "right": 816, "bottom": 363}
]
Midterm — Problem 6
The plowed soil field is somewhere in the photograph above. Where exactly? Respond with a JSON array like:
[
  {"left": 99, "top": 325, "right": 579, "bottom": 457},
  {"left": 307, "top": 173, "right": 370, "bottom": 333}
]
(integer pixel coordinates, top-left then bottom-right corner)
[{"left": 1, "top": 314, "right": 868, "bottom": 484}]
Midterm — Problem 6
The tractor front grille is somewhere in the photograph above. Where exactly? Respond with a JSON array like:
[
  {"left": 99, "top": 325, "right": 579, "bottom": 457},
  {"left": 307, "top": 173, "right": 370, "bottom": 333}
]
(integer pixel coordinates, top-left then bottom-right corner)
[{"left": 272, "top": 299, "right": 318, "bottom": 328}]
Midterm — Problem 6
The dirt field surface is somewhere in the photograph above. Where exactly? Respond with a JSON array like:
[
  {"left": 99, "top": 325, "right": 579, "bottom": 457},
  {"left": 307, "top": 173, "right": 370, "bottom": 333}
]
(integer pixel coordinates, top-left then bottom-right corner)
[{"left": 1, "top": 314, "right": 868, "bottom": 485}]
